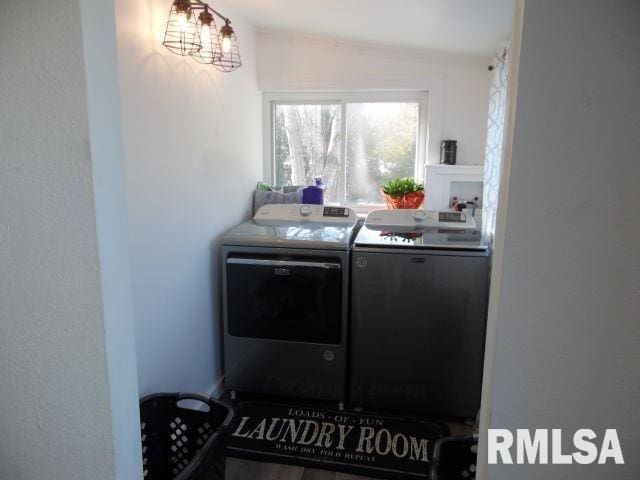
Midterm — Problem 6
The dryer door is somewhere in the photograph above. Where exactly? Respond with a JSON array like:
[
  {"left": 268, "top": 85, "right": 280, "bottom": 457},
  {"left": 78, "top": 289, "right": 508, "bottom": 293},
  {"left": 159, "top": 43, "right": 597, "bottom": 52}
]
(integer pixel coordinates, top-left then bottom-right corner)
[{"left": 226, "top": 256, "right": 342, "bottom": 344}]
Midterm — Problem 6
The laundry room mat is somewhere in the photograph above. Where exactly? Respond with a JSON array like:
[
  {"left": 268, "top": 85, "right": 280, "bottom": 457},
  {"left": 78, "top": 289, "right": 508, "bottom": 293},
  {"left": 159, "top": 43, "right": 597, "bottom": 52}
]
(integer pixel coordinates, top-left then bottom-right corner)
[{"left": 220, "top": 401, "right": 450, "bottom": 479}]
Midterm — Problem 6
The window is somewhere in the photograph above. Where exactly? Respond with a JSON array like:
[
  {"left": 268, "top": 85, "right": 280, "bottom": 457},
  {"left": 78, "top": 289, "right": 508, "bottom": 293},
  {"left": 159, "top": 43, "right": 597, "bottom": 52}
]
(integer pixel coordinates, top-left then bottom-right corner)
[{"left": 266, "top": 92, "right": 428, "bottom": 211}]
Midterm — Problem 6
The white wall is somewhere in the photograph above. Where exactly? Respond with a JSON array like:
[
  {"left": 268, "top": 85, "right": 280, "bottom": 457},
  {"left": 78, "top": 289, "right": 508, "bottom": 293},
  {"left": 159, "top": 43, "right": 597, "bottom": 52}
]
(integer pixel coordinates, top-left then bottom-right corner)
[
  {"left": 257, "top": 31, "right": 492, "bottom": 167},
  {"left": 0, "top": 0, "right": 140, "bottom": 479},
  {"left": 486, "top": 0, "right": 640, "bottom": 478},
  {"left": 114, "top": 0, "right": 262, "bottom": 396},
  {"left": 79, "top": 0, "right": 143, "bottom": 477}
]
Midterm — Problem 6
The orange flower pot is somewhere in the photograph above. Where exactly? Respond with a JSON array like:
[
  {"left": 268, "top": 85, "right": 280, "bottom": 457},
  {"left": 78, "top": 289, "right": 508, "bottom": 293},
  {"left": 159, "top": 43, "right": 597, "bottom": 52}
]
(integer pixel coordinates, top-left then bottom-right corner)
[{"left": 381, "top": 190, "right": 425, "bottom": 209}]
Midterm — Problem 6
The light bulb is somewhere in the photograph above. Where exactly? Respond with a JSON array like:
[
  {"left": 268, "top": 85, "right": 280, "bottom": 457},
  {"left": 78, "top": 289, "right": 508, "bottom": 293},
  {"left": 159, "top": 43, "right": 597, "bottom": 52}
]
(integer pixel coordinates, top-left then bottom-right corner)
[
  {"left": 222, "top": 35, "right": 231, "bottom": 53},
  {"left": 201, "top": 24, "right": 211, "bottom": 45},
  {"left": 177, "top": 11, "right": 188, "bottom": 33}
]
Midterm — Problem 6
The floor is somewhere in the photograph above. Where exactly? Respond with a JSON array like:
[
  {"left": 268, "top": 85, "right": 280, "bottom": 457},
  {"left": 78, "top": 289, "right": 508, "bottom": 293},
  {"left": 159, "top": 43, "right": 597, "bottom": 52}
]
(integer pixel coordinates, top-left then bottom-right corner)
[{"left": 226, "top": 457, "right": 373, "bottom": 480}]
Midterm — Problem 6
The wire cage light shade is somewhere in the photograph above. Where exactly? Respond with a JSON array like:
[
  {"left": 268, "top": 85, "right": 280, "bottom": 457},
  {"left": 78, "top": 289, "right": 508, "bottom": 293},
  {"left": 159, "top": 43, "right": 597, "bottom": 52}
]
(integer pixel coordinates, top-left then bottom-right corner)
[
  {"left": 212, "top": 22, "right": 242, "bottom": 72},
  {"left": 161, "top": 0, "right": 241, "bottom": 72},
  {"left": 162, "top": 0, "right": 201, "bottom": 56},
  {"left": 190, "top": 9, "right": 218, "bottom": 64}
]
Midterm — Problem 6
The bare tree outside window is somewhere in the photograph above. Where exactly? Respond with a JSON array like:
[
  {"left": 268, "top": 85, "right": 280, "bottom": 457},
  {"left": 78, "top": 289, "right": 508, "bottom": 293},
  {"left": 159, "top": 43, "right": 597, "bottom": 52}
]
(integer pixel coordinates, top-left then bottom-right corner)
[
  {"left": 273, "top": 100, "right": 420, "bottom": 209},
  {"left": 275, "top": 104, "right": 342, "bottom": 203}
]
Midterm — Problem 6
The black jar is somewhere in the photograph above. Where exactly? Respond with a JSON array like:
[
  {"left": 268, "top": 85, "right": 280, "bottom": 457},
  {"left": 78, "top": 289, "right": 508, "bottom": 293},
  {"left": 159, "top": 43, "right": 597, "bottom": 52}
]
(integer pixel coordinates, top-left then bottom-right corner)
[{"left": 440, "top": 140, "right": 458, "bottom": 165}]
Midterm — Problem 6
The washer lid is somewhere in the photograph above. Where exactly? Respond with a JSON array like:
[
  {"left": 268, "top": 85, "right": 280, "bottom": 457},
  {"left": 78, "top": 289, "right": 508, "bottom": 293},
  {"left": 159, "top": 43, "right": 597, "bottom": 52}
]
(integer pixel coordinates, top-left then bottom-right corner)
[
  {"left": 354, "top": 225, "right": 487, "bottom": 251},
  {"left": 223, "top": 205, "right": 358, "bottom": 250}
]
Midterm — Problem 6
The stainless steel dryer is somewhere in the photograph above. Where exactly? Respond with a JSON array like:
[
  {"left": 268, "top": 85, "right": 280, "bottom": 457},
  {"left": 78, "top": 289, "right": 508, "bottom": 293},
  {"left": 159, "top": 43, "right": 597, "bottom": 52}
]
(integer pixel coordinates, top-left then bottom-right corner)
[
  {"left": 350, "top": 209, "right": 490, "bottom": 417},
  {"left": 222, "top": 204, "right": 358, "bottom": 402}
]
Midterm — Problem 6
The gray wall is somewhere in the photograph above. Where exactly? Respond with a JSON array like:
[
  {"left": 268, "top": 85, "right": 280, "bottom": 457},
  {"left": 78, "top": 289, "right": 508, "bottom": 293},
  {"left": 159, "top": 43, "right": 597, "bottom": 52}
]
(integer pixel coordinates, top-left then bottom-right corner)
[
  {"left": 0, "top": 0, "right": 141, "bottom": 478},
  {"left": 488, "top": 0, "right": 640, "bottom": 478}
]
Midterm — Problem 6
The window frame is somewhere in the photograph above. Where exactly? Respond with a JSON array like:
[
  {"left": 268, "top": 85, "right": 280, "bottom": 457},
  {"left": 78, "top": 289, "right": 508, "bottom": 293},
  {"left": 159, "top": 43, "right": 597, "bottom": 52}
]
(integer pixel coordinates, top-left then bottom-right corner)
[{"left": 262, "top": 91, "right": 430, "bottom": 208}]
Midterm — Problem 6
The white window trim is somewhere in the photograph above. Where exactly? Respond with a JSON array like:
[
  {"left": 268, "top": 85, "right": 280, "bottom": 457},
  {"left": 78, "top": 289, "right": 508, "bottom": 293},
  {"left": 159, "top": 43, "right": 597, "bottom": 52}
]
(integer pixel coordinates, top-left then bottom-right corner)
[{"left": 262, "top": 91, "right": 431, "bottom": 206}]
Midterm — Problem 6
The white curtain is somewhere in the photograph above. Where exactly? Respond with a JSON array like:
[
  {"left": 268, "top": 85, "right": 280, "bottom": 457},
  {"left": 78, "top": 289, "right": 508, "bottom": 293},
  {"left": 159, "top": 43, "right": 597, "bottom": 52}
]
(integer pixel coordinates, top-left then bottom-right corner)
[{"left": 482, "top": 46, "right": 510, "bottom": 239}]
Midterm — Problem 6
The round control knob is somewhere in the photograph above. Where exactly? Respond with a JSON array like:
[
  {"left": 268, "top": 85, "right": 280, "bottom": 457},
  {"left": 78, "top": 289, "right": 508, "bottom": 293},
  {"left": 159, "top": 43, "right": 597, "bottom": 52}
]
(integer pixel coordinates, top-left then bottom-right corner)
[
  {"left": 323, "top": 350, "right": 335, "bottom": 362},
  {"left": 413, "top": 210, "right": 427, "bottom": 222},
  {"left": 300, "top": 205, "right": 312, "bottom": 217}
]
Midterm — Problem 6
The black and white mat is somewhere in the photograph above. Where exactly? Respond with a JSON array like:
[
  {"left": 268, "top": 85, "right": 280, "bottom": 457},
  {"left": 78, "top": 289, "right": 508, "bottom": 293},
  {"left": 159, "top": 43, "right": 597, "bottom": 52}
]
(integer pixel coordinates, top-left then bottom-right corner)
[{"left": 220, "top": 401, "right": 450, "bottom": 479}]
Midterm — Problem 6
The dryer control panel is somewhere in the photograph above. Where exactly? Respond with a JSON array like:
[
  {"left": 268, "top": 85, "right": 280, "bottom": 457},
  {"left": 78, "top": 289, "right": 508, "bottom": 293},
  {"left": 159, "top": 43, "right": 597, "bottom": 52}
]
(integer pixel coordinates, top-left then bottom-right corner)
[{"left": 254, "top": 204, "right": 357, "bottom": 224}]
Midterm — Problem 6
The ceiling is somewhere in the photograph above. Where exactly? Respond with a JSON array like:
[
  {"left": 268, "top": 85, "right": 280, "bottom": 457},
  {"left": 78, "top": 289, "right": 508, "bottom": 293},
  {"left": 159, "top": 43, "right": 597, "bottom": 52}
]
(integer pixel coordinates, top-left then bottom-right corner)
[{"left": 232, "top": 0, "right": 515, "bottom": 56}]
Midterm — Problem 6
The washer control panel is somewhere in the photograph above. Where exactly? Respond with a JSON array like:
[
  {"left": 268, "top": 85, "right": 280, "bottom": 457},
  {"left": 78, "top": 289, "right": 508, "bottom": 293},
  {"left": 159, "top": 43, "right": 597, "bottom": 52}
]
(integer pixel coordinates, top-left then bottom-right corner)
[
  {"left": 365, "top": 209, "right": 477, "bottom": 230},
  {"left": 438, "top": 211, "right": 465, "bottom": 223},
  {"left": 413, "top": 210, "right": 427, "bottom": 222}
]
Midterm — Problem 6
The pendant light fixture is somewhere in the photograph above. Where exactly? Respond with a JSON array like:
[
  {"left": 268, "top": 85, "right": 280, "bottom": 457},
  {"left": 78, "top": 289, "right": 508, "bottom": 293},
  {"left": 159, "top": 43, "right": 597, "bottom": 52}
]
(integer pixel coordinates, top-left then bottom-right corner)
[
  {"left": 190, "top": 8, "right": 217, "bottom": 64},
  {"left": 212, "top": 20, "right": 242, "bottom": 72},
  {"left": 162, "top": 0, "right": 201, "bottom": 56},
  {"left": 162, "top": 0, "right": 242, "bottom": 72}
]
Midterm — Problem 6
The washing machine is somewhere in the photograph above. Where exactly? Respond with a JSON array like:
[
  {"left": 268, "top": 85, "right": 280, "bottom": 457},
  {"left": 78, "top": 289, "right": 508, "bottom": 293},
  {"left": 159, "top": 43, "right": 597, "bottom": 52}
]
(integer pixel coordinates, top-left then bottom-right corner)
[
  {"left": 350, "top": 209, "right": 490, "bottom": 417},
  {"left": 222, "top": 204, "right": 358, "bottom": 402}
]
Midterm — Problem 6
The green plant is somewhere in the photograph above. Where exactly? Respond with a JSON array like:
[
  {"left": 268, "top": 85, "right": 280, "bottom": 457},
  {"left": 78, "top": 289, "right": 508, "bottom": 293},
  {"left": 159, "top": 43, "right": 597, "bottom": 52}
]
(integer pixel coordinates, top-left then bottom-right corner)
[{"left": 381, "top": 177, "right": 424, "bottom": 197}]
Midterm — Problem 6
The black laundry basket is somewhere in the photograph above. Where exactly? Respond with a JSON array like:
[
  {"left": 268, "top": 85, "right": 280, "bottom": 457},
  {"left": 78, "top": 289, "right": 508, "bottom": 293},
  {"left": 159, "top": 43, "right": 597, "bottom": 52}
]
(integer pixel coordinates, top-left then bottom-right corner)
[
  {"left": 140, "top": 393, "right": 233, "bottom": 480},
  {"left": 430, "top": 434, "right": 478, "bottom": 480}
]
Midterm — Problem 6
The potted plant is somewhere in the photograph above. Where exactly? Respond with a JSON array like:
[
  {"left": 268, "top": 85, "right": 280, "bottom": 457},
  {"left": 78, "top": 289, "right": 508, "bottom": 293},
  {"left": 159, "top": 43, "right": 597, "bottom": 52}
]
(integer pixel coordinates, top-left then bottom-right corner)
[{"left": 381, "top": 178, "right": 425, "bottom": 209}]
